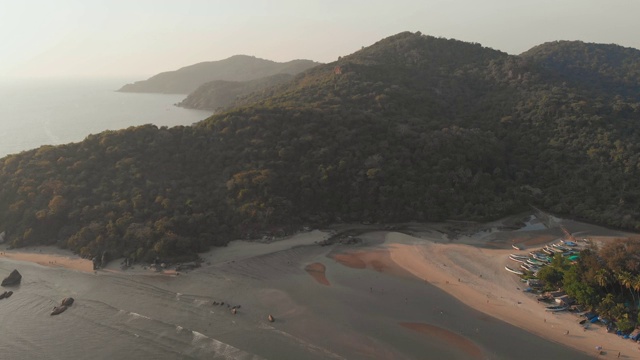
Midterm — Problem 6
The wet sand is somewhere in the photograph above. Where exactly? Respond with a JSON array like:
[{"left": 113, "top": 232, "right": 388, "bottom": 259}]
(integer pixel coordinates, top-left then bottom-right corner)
[
  {"left": 304, "top": 262, "right": 330, "bottom": 286},
  {"left": 399, "top": 322, "right": 484, "bottom": 359}
]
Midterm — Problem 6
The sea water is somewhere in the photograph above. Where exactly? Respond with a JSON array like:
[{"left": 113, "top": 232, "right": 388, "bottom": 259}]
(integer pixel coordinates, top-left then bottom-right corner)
[
  {"left": 0, "top": 78, "right": 212, "bottom": 159},
  {"left": 0, "top": 242, "right": 592, "bottom": 360}
]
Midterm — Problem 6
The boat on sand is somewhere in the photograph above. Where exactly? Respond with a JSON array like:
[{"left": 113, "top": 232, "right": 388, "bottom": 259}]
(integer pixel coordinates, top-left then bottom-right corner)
[{"left": 505, "top": 266, "right": 524, "bottom": 275}]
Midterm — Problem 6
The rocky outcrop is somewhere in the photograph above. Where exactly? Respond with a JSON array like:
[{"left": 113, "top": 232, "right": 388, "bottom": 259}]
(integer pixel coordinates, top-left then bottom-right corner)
[
  {"left": 61, "top": 297, "right": 74, "bottom": 306},
  {"left": 1, "top": 269, "right": 21, "bottom": 286},
  {"left": 51, "top": 305, "right": 67, "bottom": 316}
]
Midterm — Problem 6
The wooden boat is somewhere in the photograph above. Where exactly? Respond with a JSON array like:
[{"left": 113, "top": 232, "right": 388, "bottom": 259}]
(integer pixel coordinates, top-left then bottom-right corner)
[
  {"left": 527, "top": 258, "right": 544, "bottom": 266},
  {"left": 51, "top": 305, "right": 68, "bottom": 316},
  {"left": 532, "top": 253, "right": 551, "bottom": 262},
  {"left": 509, "top": 255, "right": 527, "bottom": 263},
  {"left": 504, "top": 266, "right": 524, "bottom": 275},
  {"left": 512, "top": 244, "right": 524, "bottom": 250},
  {"left": 545, "top": 305, "right": 568, "bottom": 312},
  {"left": 521, "top": 263, "right": 540, "bottom": 272}
]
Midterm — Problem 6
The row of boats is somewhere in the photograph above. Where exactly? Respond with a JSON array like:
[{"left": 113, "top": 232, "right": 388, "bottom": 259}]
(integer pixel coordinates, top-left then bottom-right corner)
[{"left": 505, "top": 241, "right": 580, "bottom": 277}]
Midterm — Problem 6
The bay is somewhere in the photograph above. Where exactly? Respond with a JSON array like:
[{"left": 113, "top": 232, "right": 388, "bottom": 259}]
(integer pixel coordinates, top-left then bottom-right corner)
[{"left": 0, "top": 78, "right": 212, "bottom": 159}]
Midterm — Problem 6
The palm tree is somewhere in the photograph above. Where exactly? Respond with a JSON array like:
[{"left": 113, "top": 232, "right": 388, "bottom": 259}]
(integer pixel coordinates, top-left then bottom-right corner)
[
  {"left": 632, "top": 274, "right": 640, "bottom": 309},
  {"left": 617, "top": 270, "right": 636, "bottom": 305},
  {"left": 594, "top": 268, "right": 612, "bottom": 293}
]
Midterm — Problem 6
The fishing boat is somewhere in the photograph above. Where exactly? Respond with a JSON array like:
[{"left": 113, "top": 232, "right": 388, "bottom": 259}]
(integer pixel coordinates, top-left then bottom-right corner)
[
  {"left": 532, "top": 253, "right": 551, "bottom": 262},
  {"left": 509, "top": 255, "right": 527, "bottom": 263},
  {"left": 527, "top": 258, "right": 545, "bottom": 266},
  {"left": 512, "top": 244, "right": 524, "bottom": 250},
  {"left": 546, "top": 246, "right": 563, "bottom": 253},
  {"left": 509, "top": 254, "right": 529, "bottom": 260},
  {"left": 552, "top": 244, "right": 570, "bottom": 252},
  {"left": 505, "top": 266, "right": 524, "bottom": 275},
  {"left": 521, "top": 263, "right": 540, "bottom": 272},
  {"left": 545, "top": 305, "right": 568, "bottom": 312}
]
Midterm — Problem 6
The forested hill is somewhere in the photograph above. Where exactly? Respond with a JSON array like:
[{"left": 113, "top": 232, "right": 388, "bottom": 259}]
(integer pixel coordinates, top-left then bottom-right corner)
[
  {"left": 176, "top": 73, "right": 295, "bottom": 111},
  {"left": 520, "top": 40, "right": 640, "bottom": 97},
  {"left": 118, "top": 55, "right": 320, "bottom": 94},
  {"left": 1, "top": 32, "right": 640, "bottom": 262}
]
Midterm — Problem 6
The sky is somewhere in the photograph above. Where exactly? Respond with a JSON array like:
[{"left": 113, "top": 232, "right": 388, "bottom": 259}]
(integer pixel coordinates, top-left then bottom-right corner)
[{"left": 1, "top": 0, "right": 639, "bottom": 79}]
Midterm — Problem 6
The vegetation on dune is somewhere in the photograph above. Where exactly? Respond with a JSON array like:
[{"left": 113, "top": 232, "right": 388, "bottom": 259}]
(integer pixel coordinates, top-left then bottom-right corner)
[{"left": 1, "top": 31, "right": 640, "bottom": 262}]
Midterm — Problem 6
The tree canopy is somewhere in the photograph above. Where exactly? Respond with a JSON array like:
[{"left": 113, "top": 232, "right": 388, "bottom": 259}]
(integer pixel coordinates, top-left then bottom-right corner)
[{"left": 1, "top": 32, "right": 639, "bottom": 261}]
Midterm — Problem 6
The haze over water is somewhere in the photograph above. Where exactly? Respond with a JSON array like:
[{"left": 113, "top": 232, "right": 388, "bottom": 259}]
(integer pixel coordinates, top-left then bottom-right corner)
[{"left": 0, "top": 78, "right": 212, "bottom": 158}]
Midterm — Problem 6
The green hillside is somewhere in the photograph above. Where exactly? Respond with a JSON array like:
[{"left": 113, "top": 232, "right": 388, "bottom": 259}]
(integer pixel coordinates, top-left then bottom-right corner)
[
  {"left": 1, "top": 32, "right": 639, "bottom": 262},
  {"left": 177, "top": 73, "right": 295, "bottom": 111}
]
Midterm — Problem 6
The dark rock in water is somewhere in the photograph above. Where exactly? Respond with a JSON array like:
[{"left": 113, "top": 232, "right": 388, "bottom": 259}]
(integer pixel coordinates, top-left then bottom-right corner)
[
  {"left": 5, "top": 291, "right": 12, "bottom": 298},
  {"left": 61, "top": 297, "right": 74, "bottom": 306},
  {"left": 51, "top": 305, "right": 67, "bottom": 316},
  {"left": 1, "top": 269, "right": 22, "bottom": 286},
  {"left": 0, "top": 291, "right": 7, "bottom": 299}
]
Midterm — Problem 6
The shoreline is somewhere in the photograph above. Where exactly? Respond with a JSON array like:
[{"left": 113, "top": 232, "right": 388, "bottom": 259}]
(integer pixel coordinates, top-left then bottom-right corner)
[{"left": 1, "top": 220, "right": 639, "bottom": 358}]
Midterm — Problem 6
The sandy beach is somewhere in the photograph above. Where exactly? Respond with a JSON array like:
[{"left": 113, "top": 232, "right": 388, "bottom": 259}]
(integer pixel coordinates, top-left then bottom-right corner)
[
  {"left": 0, "top": 245, "right": 94, "bottom": 273},
  {"left": 1, "top": 220, "right": 638, "bottom": 358},
  {"left": 382, "top": 231, "right": 640, "bottom": 359}
]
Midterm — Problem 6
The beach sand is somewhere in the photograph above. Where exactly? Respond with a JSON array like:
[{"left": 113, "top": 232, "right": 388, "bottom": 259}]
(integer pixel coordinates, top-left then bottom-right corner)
[
  {"left": 381, "top": 231, "right": 640, "bottom": 359},
  {"left": 0, "top": 245, "right": 93, "bottom": 273},
  {"left": 1, "top": 221, "right": 638, "bottom": 358}
]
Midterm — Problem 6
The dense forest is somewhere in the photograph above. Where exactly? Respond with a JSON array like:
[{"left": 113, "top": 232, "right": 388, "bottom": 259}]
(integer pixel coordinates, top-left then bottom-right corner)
[
  {"left": 177, "top": 73, "right": 295, "bottom": 111},
  {"left": 1, "top": 32, "right": 639, "bottom": 262}
]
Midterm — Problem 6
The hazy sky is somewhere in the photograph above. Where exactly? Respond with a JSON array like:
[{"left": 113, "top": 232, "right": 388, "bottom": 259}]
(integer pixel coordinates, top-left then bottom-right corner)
[{"left": 1, "top": 0, "right": 639, "bottom": 79}]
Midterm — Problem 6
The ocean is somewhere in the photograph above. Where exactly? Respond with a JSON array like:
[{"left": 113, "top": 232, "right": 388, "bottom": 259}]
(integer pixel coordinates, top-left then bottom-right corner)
[
  {"left": 0, "top": 79, "right": 592, "bottom": 359},
  {"left": 0, "top": 78, "right": 212, "bottom": 159}
]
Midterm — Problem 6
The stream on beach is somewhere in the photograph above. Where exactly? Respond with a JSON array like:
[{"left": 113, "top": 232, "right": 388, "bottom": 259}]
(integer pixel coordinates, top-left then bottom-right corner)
[{"left": 0, "top": 232, "right": 591, "bottom": 360}]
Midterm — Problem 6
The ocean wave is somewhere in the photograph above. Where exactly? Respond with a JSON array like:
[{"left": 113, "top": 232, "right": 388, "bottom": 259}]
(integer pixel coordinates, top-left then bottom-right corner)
[
  {"left": 128, "top": 311, "right": 151, "bottom": 320},
  {"left": 190, "top": 330, "right": 265, "bottom": 360}
]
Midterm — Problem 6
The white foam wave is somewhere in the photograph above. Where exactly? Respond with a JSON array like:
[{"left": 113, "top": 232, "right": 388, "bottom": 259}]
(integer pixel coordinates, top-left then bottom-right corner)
[
  {"left": 128, "top": 312, "right": 151, "bottom": 320},
  {"left": 189, "top": 330, "right": 265, "bottom": 360}
]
